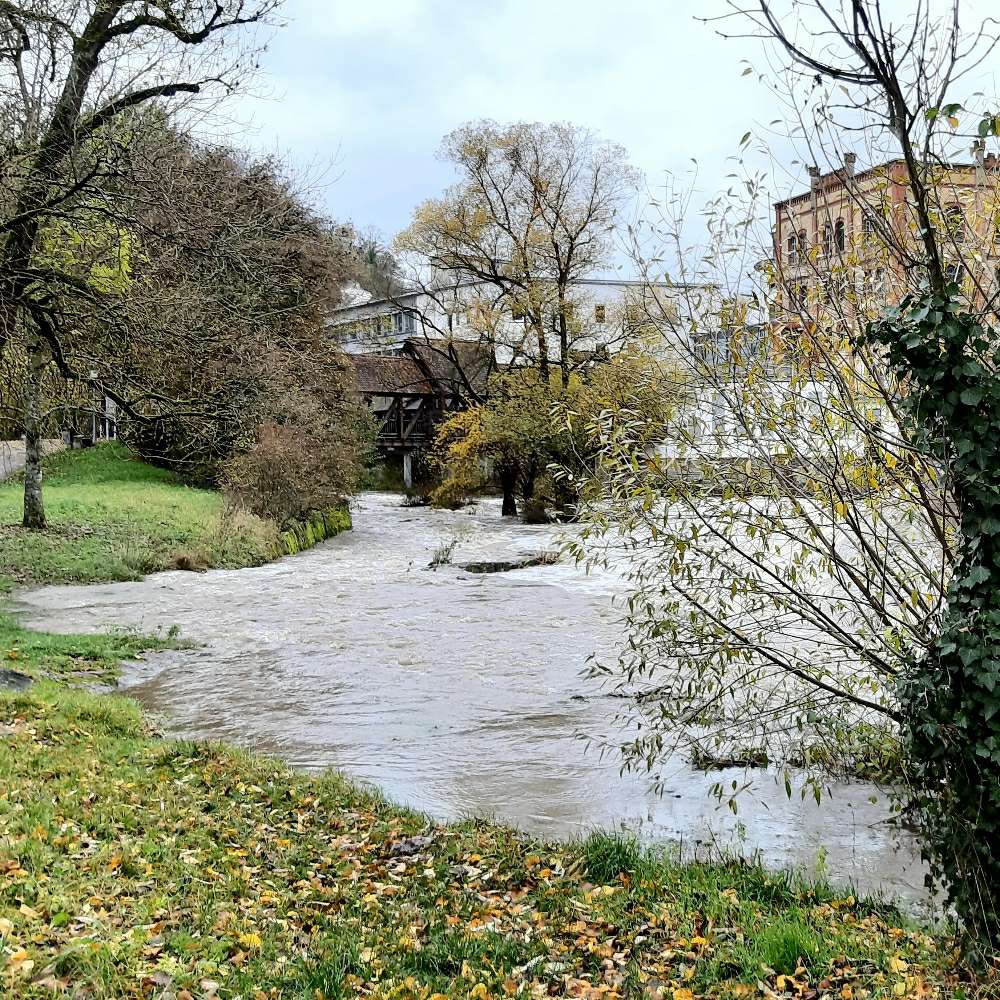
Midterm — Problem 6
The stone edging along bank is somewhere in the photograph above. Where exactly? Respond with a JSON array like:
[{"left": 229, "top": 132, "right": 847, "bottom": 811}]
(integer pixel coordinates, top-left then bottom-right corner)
[{"left": 273, "top": 505, "right": 352, "bottom": 558}]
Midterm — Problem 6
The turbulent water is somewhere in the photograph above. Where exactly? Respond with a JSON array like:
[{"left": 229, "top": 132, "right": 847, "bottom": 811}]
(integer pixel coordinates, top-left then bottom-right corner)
[{"left": 14, "top": 492, "right": 927, "bottom": 904}]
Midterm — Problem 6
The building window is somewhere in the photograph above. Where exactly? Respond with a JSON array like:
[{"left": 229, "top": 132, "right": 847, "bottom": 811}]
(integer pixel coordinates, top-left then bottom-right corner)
[
  {"left": 786, "top": 230, "right": 807, "bottom": 264},
  {"left": 822, "top": 222, "right": 834, "bottom": 256},
  {"left": 834, "top": 218, "right": 846, "bottom": 252},
  {"left": 944, "top": 205, "right": 965, "bottom": 244},
  {"left": 393, "top": 312, "right": 404, "bottom": 334},
  {"left": 595, "top": 304, "right": 606, "bottom": 325},
  {"left": 862, "top": 215, "right": 878, "bottom": 239}
]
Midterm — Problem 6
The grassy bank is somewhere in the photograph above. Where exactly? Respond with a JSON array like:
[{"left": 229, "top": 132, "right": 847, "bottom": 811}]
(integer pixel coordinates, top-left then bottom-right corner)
[
  {"left": 0, "top": 444, "right": 280, "bottom": 588},
  {"left": 0, "top": 680, "right": 979, "bottom": 999}
]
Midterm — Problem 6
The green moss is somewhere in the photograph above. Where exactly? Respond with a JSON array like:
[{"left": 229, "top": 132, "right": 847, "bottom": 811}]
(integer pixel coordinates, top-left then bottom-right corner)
[{"left": 272, "top": 506, "right": 352, "bottom": 558}]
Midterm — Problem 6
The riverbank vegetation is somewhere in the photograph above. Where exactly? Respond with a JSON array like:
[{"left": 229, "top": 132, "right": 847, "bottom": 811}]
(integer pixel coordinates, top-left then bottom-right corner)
[
  {"left": 0, "top": 678, "right": 981, "bottom": 1000},
  {"left": 0, "top": 444, "right": 280, "bottom": 588},
  {"left": 431, "top": 353, "right": 677, "bottom": 521},
  {"left": 0, "top": 5, "right": 377, "bottom": 531}
]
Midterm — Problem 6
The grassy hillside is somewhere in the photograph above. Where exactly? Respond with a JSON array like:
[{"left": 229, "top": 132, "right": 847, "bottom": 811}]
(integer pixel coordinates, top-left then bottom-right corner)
[{"left": 0, "top": 444, "right": 277, "bottom": 587}]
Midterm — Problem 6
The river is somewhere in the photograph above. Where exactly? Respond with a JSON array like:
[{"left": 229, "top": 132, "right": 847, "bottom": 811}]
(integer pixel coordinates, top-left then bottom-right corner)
[{"left": 13, "top": 492, "right": 927, "bottom": 905}]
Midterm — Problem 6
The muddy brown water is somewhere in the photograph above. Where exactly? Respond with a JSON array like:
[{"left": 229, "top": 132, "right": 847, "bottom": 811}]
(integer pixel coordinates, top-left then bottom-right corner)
[{"left": 14, "top": 493, "right": 928, "bottom": 906}]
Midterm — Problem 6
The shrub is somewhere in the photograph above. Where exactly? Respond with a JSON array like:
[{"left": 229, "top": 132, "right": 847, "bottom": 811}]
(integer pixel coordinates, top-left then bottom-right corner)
[{"left": 222, "top": 389, "right": 372, "bottom": 527}]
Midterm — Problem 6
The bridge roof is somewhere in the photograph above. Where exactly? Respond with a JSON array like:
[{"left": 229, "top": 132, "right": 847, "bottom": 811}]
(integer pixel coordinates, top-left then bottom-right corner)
[{"left": 349, "top": 354, "right": 435, "bottom": 396}]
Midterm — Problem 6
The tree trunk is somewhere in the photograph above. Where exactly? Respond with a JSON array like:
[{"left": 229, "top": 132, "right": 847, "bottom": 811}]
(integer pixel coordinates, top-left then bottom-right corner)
[
  {"left": 520, "top": 460, "right": 548, "bottom": 524},
  {"left": 22, "top": 334, "right": 46, "bottom": 530},
  {"left": 531, "top": 313, "right": 550, "bottom": 381},
  {"left": 557, "top": 289, "right": 570, "bottom": 389},
  {"left": 499, "top": 464, "right": 518, "bottom": 517}
]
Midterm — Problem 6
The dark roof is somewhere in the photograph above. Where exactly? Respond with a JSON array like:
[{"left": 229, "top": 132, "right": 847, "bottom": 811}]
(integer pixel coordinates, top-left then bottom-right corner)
[
  {"left": 405, "top": 339, "right": 493, "bottom": 395},
  {"left": 349, "top": 355, "right": 434, "bottom": 396}
]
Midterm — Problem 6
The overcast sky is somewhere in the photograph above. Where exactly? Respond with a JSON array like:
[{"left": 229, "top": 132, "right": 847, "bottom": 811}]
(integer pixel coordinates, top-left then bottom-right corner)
[{"left": 228, "top": 0, "right": 999, "bottom": 251}]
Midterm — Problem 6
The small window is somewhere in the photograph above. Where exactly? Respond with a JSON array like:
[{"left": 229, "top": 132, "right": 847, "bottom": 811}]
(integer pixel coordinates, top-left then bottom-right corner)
[
  {"left": 393, "top": 312, "right": 403, "bottom": 334},
  {"left": 944, "top": 205, "right": 965, "bottom": 244},
  {"left": 787, "top": 233, "right": 798, "bottom": 265},
  {"left": 834, "top": 218, "right": 846, "bottom": 252},
  {"left": 822, "top": 223, "right": 833, "bottom": 256},
  {"left": 862, "top": 215, "right": 878, "bottom": 239},
  {"left": 595, "top": 304, "right": 606, "bottom": 324}
]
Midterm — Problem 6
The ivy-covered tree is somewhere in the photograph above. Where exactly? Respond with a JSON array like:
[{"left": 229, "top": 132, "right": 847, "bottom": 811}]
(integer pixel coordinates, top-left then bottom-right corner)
[{"left": 717, "top": 0, "right": 1000, "bottom": 949}]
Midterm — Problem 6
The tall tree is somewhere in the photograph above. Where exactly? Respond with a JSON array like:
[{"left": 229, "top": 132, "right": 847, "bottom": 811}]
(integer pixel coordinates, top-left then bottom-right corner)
[
  {"left": 96, "top": 125, "right": 369, "bottom": 498},
  {"left": 0, "top": 0, "right": 280, "bottom": 528},
  {"left": 396, "top": 121, "right": 640, "bottom": 390}
]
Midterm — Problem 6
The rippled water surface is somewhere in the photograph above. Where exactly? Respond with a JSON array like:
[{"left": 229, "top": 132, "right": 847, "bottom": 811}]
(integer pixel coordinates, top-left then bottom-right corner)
[{"left": 15, "top": 493, "right": 926, "bottom": 903}]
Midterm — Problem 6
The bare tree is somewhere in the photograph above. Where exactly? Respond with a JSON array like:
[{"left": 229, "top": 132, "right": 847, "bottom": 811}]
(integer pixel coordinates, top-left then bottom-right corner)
[{"left": 0, "top": 0, "right": 281, "bottom": 528}]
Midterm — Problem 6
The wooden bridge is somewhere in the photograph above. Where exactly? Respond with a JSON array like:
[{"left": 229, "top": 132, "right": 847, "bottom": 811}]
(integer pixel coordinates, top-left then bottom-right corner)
[{"left": 349, "top": 338, "right": 493, "bottom": 484}]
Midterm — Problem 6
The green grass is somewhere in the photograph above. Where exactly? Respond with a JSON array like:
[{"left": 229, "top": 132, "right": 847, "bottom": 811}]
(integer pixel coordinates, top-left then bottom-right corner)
[
  {"left": 0, "top": 443, "right": 279, "bottom": 587},
  {"left": 0, "top": 680, "right": 981, "bottom": 999},
  {"left": 0, "top": 612, "right": 177, "bottom": 684}
]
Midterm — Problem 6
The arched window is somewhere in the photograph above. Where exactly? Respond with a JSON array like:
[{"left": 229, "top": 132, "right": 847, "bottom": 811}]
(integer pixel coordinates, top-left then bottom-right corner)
[
  {"left": 787, "top": 233, "right": 798, "bottom": 264},
  {"left": 862, "top": 214, "right": 878, "bottom": 239},
  {"left": 822, "top": 223, "right": 833, "bottom": 256},
  {"left": 834, "top": 218, "right": 846, "bottom": 252}
]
